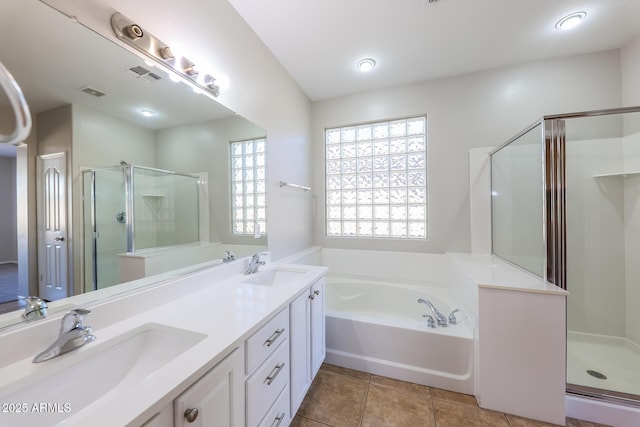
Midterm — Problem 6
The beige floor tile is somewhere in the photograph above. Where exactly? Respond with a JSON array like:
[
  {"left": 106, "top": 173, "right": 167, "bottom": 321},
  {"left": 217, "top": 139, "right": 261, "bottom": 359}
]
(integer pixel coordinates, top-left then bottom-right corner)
[
  {"left": 430, "top": 387, "right": 478, "bottom": 407},
  {"left": 321, "top": 363, "right": 371, "bottom": 382},
  {"left": 361, "top": 383, "right": 435, "bottom": 427},
  {"left": 290, "top": 415, "right": 333, "bottom": 427},
  {"left": 369, "top": 374, "right": 431, "bottom": 398},
  {"left": 506, "top": 414, "right": 558, "bottom": 426},
  {"left": 298, "top": 370, "right": 368, "bottom": 427},
  {"left": 433, "top": 399, "right": 510, "bottom": 427}
]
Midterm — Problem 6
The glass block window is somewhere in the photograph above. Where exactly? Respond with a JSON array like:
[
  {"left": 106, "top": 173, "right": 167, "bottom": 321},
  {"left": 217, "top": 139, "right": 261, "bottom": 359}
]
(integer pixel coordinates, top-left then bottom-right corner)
[
  {"left": 325, "top": 116, "right": 427, "bottom": 239},
  {"left": 231, "top": 138, "right": 267, "bottom": 235}
]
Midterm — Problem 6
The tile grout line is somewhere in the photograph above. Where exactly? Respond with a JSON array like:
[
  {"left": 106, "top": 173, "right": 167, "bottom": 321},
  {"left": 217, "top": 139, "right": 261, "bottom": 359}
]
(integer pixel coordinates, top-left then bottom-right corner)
[{"left": 358, "top": 378, "right": 370, "bottom": 427}]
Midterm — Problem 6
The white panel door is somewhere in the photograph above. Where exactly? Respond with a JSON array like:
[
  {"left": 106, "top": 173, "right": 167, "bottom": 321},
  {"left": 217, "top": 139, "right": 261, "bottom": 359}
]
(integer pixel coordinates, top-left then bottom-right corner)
[{"left": 37, "top": 152, "right": 68, "bottom": 301}]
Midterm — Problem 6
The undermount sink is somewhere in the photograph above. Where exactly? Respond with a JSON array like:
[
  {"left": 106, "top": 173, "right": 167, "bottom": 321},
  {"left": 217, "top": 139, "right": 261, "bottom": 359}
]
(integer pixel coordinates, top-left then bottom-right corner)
[
  {"left": 0, "top": 323, "right": 206, "bottom": 425},
  {"left": 241, "top": 267, "right": 307, "bottom": 286}
]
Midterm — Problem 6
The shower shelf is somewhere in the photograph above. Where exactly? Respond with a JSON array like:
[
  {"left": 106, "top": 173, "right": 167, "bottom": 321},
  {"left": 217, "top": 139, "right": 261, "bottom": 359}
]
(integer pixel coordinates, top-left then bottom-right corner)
[{"left": 593, "top": 171, "right": 640, "bottom": 178}]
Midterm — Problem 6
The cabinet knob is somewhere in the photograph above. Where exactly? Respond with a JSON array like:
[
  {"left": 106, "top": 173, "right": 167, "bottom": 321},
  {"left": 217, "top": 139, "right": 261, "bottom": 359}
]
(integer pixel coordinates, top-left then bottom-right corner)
[
  {"left": 309, "top": 294, "right": 315, "bottom": 300},
  {"left": 184, "top": 408, "right": 199, "bottom": 423},
  {"left": 314, "top": 290, "right": 320, "bottom": 296}
]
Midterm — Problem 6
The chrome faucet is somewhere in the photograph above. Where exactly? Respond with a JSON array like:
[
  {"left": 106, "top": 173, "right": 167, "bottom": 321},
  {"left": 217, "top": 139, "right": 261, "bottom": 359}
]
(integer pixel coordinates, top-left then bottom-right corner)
[
  {"left": 21, "top": 296, "right": 48, "bottom": 321},
  {"left": 243, "top": 253, "right": 265, "bottom": 275},
  {"left": 222, "top": 250, "right": 236, "bottom": 263},
  {"left": 417, "top": 298, "right": 448, "bottom": 327},
  {"left": 33, "top": 309, "right": 96, "bottom": 363}
]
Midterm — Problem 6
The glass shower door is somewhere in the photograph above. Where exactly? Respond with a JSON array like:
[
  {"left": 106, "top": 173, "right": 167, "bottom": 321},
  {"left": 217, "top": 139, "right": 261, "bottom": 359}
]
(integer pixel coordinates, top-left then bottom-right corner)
[
  {"left": 564, "top": 111, "right": 640, "bottom": 401},
  {"left": 83, "top": 167, "right": 128, "bottom": 290}
]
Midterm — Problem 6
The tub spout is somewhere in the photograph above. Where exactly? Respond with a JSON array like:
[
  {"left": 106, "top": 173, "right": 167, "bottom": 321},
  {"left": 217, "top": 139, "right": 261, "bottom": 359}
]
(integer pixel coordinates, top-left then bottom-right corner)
[{"left": 417, "top": 298, "right": 447, "bottom": 327}]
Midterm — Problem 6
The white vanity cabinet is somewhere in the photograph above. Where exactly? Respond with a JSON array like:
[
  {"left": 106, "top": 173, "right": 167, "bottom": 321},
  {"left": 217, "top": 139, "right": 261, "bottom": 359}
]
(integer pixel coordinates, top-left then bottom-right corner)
[
  {"left": 141, "top": 405, "right": 173, "bottom": 427},
  {"left": 174, "top": 348, "right": 244, "bottom": 427},
  {"left": 245, "top": 307, "right": 291, "bottom": 427},
  {"left": 290, "top": 277, "right": 325, "bottom": 415}
]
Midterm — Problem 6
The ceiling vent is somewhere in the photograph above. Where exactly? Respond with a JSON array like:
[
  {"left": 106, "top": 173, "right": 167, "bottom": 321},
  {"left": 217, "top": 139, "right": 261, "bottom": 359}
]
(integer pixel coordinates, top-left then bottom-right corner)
[
  {"left": 80, "top": 87, "right": 107, "bottom": 97},
  {"left": 128, "top": 66, "right": 162, "bottom": 82},
  {"left": 129, "top": 65, "right": 149, "bottom": 76}
]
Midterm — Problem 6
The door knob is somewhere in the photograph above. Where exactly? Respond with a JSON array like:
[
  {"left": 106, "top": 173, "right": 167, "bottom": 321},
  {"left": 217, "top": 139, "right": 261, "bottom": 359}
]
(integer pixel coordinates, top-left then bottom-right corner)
[{"left": 54, "top": 236, "right": 65, "bottom": 242}]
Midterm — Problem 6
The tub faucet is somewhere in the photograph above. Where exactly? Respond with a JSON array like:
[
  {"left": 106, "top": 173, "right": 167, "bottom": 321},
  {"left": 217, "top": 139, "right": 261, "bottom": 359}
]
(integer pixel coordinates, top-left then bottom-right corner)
[
  {"left": 33, "top": 309, "right": 96, "bottom": 363},
  {"left": 417, "top": 298, "right": 447, "bottom": 327},
  {"left": 243, "top": 253, "right": 265, "bottom": 275}
]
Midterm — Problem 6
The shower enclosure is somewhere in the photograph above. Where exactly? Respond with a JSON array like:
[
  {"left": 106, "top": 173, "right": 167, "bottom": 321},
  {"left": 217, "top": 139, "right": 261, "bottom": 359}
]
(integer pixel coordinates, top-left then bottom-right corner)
[
  {"left": 82, "top": 165, "right": 200, "bottom": 290},
  {"left": 491, "top": 106, "right": 640, "bottom": 405}
]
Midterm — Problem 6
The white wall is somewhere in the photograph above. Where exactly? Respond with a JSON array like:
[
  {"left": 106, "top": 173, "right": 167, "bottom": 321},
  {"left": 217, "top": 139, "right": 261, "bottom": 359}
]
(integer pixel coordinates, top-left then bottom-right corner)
[
  {"left": 312, "top": 50, "right": 622, "bottom": 253},
  {"left": 621, "top": 35, "right": 640, "bottom": 107},
  {"left": 42, "top": 0, "right": 313, "bottom": 261}
]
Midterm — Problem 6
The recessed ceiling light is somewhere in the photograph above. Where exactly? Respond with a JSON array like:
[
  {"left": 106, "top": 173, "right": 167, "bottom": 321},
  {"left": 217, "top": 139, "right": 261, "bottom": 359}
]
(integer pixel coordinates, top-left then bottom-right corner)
[
  {"left": 138, "top": 109, "right": 155, "bottom": 118},
  {"left": 555, "top": 11, "right": 586, "bottom": 31},
  {"left": 357, "top": 58, "right": 376, "bottom": 72}
]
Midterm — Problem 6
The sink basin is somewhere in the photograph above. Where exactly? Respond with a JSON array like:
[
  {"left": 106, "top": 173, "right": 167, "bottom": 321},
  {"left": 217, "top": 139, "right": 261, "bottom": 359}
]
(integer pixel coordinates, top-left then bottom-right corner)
[
  {"left": 241, "top": 267, "right": 307, "bottom": 286},
  {"left": 0, "top": 323, "right": 206, "bottom": 425}
]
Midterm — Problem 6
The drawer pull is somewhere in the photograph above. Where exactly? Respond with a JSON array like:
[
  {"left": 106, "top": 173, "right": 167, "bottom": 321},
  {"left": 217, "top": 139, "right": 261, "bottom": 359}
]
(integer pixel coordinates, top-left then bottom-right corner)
[
  {"left": 184, "top": 408, "right": 199, "bottom": 423},
  {"left": 270, "top": 412, "right": 286, "bottom": 427},
  {"left": 264, "top": 328, "right": 285, "bottom": 347},
  {"left": 265, "top": 362, "right": 285, "bottom": 385}
]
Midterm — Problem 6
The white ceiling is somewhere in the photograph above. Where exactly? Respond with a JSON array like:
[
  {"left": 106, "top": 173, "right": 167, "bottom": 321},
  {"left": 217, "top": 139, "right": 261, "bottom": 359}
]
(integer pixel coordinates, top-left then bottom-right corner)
[{"left": 228, "top": 0, "right": 640, "bottom": 101}]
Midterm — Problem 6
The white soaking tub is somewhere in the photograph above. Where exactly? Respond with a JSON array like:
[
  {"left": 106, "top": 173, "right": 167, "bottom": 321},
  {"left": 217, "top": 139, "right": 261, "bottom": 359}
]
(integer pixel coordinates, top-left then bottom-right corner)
[{"left": 325, "top": 275, "right": 474, "bottom": 394}]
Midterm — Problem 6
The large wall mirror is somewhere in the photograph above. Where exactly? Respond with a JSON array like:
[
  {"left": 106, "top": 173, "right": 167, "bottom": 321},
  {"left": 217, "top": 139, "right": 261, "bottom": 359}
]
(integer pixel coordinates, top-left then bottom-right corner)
[{"left": 0, "top": 0, "right": 267, "bottom": 328}]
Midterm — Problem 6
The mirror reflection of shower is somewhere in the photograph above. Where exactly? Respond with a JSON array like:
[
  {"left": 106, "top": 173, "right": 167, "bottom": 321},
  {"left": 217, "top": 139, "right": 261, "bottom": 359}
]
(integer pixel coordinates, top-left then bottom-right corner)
[{"left": 82, "top": 164, "right": 200, "bottom": 290}]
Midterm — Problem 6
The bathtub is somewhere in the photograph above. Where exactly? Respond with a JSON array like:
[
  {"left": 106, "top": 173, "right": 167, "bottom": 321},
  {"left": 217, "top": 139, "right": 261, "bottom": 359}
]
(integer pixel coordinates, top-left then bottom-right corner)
[{"left": 325, "top": 274, "right": 474, "bottom": 394}]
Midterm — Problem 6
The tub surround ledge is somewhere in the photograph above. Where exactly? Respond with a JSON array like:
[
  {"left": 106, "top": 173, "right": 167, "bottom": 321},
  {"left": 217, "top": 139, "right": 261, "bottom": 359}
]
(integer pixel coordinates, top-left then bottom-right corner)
[{"left": 447, "top": 252, "right": 567, "bottom": 426}]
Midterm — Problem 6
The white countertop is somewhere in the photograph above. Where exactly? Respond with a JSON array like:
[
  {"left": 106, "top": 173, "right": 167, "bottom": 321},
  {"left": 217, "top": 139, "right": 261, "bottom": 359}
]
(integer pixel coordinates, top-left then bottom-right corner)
[
  {"left": 447, "top": 252, "right": 568, "bottom": 296},
  {"left": 0, "top": 261, "right": 327, "bottom": 426}
]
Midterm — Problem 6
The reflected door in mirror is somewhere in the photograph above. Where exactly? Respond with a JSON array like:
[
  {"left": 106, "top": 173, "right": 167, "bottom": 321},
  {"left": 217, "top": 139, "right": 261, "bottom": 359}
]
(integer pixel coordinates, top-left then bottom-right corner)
[{"left": 37, "top": 153, "right": 68, "bottom": 301}]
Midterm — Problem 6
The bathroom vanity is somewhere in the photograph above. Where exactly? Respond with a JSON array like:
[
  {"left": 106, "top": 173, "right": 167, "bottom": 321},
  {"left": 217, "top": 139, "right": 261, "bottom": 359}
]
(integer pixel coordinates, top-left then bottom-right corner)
[{"left": 0, "top": 259, "right": 327, "bottom": 427}]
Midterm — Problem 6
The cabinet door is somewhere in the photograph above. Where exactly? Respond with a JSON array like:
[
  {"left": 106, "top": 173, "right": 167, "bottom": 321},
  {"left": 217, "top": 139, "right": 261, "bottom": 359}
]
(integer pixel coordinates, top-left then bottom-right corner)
[
  {"left": 174, "top": 348, "right": 244, "bottom": 427},
  {"left": 310, "top": 278, "right": 326, "bottom": 377},
  {"left": 289, "top": 289, "right": 311, "bottom": 415},
  {"left": 141, "top": 404, "right": 173, "bottom": 427}
]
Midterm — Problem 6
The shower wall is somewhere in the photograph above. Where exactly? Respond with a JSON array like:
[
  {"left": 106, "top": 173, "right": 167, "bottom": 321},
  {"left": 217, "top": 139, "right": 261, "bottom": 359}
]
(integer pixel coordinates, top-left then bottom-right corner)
[
  {"left": 132, "top": 168, "right": 199, "bottom": 250},
  {"left": 564, "top": 115, "right": 640, "bottom": 344},
  {"left": 565, "top": 136, "right": 626, "bottom": 337},
  {"left": 623, "top": 128, "right": 640, "bottom": 344}
]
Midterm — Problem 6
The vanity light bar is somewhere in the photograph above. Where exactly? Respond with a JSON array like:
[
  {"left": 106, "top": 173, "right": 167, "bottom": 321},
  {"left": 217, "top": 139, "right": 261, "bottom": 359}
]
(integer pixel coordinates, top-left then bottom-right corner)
[{"left": 110, "top": 12, "right": 221, "bottom": 98}]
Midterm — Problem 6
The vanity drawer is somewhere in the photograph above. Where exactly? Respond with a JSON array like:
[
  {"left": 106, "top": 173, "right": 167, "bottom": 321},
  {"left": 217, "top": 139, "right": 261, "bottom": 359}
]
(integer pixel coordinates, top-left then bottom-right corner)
[
  {"left": 246, "top": 307, "right": 289, "bottom": 374},
  {"left": 246, "top": 340, "right": 289, "bottom": 427},
  {"left": 258, "top": 385, "right": 290, "bottom": 427}
]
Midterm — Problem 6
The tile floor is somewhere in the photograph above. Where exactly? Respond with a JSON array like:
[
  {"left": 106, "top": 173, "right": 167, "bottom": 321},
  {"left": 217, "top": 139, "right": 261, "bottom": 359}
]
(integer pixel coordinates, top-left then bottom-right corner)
[{"left": 292, "top": 364, "right": 611, "bottom": 427}]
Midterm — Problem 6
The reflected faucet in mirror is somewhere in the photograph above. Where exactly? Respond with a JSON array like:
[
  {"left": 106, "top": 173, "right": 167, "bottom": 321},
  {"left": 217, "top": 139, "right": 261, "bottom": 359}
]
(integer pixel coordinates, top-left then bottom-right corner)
[
  {"left": 21, "top": 297, "right": 48, "bottom": 321},
  {"left": 0, "top": 0, "right": 268, "bottom": 329}
]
